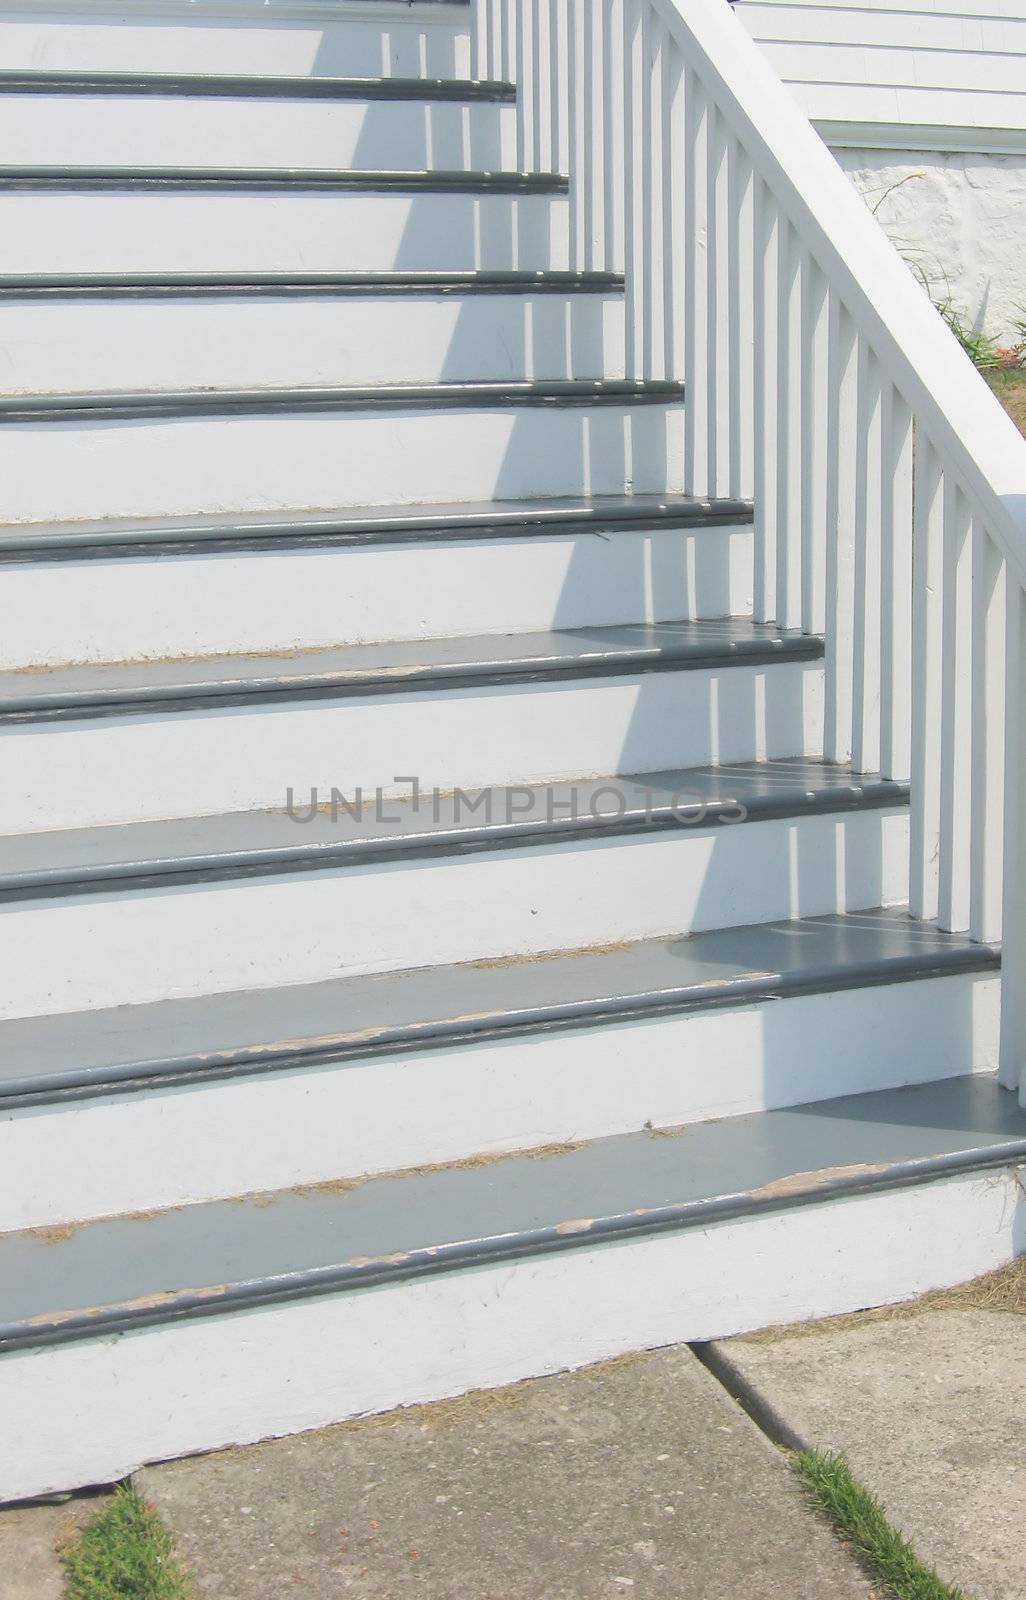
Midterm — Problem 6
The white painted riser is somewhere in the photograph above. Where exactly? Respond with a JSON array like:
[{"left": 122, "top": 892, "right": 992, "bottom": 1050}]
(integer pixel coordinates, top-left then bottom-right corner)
[
  {"left": 0, "top": 14, "right": 473, "bottom": 79},
  {"left": 0, "top": 96, "right": 516, "bottom": 172},
  {"left": 2, "top": 528, "right": 753, "bottom": 669},
  {"left": 1, "top": 1169, "right": 1018, "bottom": 1503},
  {"left": 0, "top": 192, "right": 569, "bottom": 275},
  {"left": 2, "top": 972, "right": 998, "bottom": 1233},
  {"left": 0, "top": 809, "right": 909, "bottom": 1020},
  {"left": 0, "top": 402, "right": 677, "bottom": 523},
  {"left": 0, "top": 661, "right": 826, "bottom": 833},
  {"left": 0, "top": 295, "right": 626, "bottom": 397}
]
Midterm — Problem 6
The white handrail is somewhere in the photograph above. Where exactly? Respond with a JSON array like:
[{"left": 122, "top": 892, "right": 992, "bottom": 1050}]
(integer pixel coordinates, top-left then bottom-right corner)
[{"left": 475, "top": 0, "right": 1026, "bottom": 1100}]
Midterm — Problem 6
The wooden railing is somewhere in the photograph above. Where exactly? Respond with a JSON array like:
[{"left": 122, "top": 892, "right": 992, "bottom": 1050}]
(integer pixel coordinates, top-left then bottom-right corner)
[{"left": 473, "top": 0, "right": 1026, "bottom": 1101}]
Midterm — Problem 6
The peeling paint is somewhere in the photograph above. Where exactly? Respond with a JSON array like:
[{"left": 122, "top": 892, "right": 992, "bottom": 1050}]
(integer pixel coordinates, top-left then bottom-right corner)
[{"left": 748, "top": 1161, "right": 894, "bottom": 1202}]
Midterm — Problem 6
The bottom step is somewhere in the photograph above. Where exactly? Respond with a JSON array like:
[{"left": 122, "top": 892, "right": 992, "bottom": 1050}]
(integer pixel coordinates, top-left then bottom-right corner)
[{"left": 2, "top": 1074, "right": 1024, "bottom": 1501}]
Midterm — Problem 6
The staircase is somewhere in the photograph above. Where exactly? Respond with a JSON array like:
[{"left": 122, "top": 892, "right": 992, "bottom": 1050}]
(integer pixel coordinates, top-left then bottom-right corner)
[{"left": 1, "top": 0, "right": 1025, "bottom": 1502}]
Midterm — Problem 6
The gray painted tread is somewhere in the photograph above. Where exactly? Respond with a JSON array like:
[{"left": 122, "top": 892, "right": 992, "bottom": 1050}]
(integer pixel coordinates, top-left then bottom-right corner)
[
  {"left": 0, "top": 492, "right": 748, "bottom": 561},
  {"left": 0, "top": 72, "right": 512, "bottom": 102},
  {"left": 0, "top": 760, "right": 909, "bottom": 899},
  {"left": 0, "top": 379, "right": 684, "bottom": 424},
  {"left": 0, "top": 271, "right": 626, "bottom": 302},
  {"left": 0, "top": 909, "right": 999, "bottom": 1106},
  {"left": 0, "top": 1074, "right": 1021, "bottom": 1350},
  {"left": 0, "top": 618, "right": 823, "bottom": 722},
  {"left": 0, "top": 167, "right": 566, "bottom": 192}
]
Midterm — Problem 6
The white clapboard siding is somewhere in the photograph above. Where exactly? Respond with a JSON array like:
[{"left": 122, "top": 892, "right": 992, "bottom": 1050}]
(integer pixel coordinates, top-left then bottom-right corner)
[{"left": 735, "top": 0, "right": 1026, "bottom": 136}]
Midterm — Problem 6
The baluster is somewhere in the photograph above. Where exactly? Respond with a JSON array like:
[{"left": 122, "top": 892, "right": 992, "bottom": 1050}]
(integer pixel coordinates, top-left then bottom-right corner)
[
  {"left": 751, "top": 176, "right": 776, "bottom": 618},
  {"left": 603, "top": 0, "right": 626, "bottom": 276},
  {"left": 909, "top": 438, "right": 945, "bottom": 920},
  {"left": 879, "top": 385, "right": 913, "bottom": 781},
  {"left": 502, "top": 0, "right": 516, "bottom": 88},
  {"left": 800, "top": 253, "right": 828, "bottom": 637},
  {"left": 511, "top": 0, "right": 533, "bottom": 173},
  {"left": 684, "top": 65, "right": 710, "bottom": 497},
  {"left": 566, "top": 0, "right": 586, "bottom": 270},
  {"left": 550, "top": 0, "right": 568, "bottom": 181},
  {"left": 969, "top": 525, "right": 1006, "bottom": 943},
  {"left": 706, "top": 101, "right": 729, "bottom": 492},
  {"left": 726, "top": 138, "right": 752, "bottom": 497},
  {"left": 582, "top": 0, "right": 610, "bottom": 274},
  {"left": 661, "top": 25, "right": 686, "bottom": 380},
  {"left": 642, "top": 6, "right": 665, "bottom": 377},
  {"left": 937, "top": 484, "right": 973, "bottom": 931},
  {"left": 851, "top": 343, "right": 883, "bottom": 771},
  {"left": 774, "top": 217, "right": 801, "bottom": 630},
  {"left": 622, "top": 0, "right": 644, "bottom": 377},
  {"left": 824, "top": 296, "right": 858, "bottom": 762},
  {"left": 471, "top": 0, "right": 487, "bottom": 80},
  {"left": 999, "top": 579, "right": 1026, "bottom": 1099},
  {"left": 529, "top": 0, "right": 548, "bottom": 173}
]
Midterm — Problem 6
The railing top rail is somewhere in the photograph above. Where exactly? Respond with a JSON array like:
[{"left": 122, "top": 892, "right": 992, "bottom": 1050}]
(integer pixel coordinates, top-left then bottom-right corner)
[{"left": 652, "top": 0, "right": 1026, "bottom": 582}]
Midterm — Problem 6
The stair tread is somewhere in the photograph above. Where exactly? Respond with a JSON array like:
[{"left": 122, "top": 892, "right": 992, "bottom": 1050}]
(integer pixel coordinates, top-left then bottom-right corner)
[
  {"left": 0, "top": 491, "right": 750, "bottom": 560},
  {"left": 0, "top": 617, "right": 822, "bottom": 722},
  {"left": 0, "top": 71, "right": 515, "bottom": 102},
  {"left": 0, "top": 166, "right": 567, "bottom": 192},
  {"left": 2, "top": 1072, "right": 1021, "bottom": 1350},
  {"left": 0, "top": 378, "right": 685, "bottom": 423},
  {"left": 0, "top": 270, "right": 626, "bottom": 300},
  {"left": 0, "top": 760, "right": 908, "bottom": 898},
  {"left": 0, "top": 909, "right": 998, "bottom": 1105}
]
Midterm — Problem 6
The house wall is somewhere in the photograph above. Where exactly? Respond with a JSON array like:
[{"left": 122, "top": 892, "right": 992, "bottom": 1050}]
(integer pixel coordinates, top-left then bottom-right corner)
[{"left": 735, "top": 0, "right": 1026, "bottom": 339}]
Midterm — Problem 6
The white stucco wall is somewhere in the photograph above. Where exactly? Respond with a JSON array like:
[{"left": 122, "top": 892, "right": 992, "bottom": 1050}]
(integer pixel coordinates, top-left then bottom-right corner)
[{"left": 830, "top": 147, "right": 1026, "bottom": 342}]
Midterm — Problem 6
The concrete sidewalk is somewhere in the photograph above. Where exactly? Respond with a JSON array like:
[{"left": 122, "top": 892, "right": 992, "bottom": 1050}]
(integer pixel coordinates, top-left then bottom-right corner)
[
  {"left": 0, "top": 1497, "right": 98, "bottom": 1600},
  {"left": 9, "top": 1300, "right": 1023, "bottom": 1597},
  {"left": 713, "top": 1308, "right": 1026, "bottom": 1600},
  {"left": 137, "top": 1345, "right": 869, "bottom": 1599}
]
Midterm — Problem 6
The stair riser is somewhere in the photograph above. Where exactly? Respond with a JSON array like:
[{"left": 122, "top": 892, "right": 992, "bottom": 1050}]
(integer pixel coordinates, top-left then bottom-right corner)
[
  {"left": 0, "top": 401, "right": 680, "bottom": 523},
  {"left": 1, "top": 1168, "right": 1016, "bottom": 1502},
  {"left": 0, "top": 971, "right": 996, "bottom": 1231},
  {"left": 0, "top": 191, "right": 569, "bottom": 275},
  {"left": 0, "top": 13, "right": 473, "bottom": 80},
  {"left": 3, "top": 526, "right": 753, "bottom": 668},
  {"left": 0, "top": 661, "right": 826, "bottom": 832},
  {"left": 0, "top": 809, "right": 910, "bottom": 1020},
  {"left": 0, "top": 294, "right": 625, "bottom": 396},
  {"left": 0, "top": 96, "right": 515, "bottom": 172}
]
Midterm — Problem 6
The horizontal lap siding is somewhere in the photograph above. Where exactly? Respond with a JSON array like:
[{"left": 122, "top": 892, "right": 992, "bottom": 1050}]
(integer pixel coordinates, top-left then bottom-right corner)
[{"left": 735, "top": 0, "right": 1026, "bottom": 132}]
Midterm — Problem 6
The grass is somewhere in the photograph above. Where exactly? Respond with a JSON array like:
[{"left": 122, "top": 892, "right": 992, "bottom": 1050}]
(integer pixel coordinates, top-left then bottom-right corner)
[
  {"left": 934, "top": 299, "right": 1004, "bottom": 369},
  {"left": 793, "top": 1450, "right": 971, "bottom": 1600},
  {"left": 61, "top": 1484, "right": 192, "bottom": 1600},
  {"left": 986, "top": 366, "right": 1026, "bottom": 439}
]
